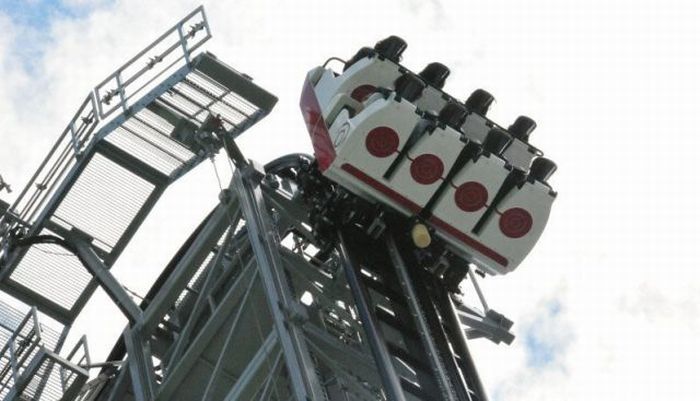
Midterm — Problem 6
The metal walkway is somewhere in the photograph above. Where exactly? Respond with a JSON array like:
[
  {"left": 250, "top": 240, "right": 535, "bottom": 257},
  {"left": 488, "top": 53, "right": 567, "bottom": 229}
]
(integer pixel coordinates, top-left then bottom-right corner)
[
  {"left": 0, "top": 300, "right": 88, "bottom": 401},
  {"left": 0, "top": 6, "right": 277, "bottom": 326}
]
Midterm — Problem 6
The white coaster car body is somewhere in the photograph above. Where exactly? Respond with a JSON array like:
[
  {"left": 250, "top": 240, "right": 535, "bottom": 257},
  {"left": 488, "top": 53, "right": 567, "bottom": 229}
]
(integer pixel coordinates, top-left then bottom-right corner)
[{"left": 300, "top": 55, "right": 556, "bottom": 275}]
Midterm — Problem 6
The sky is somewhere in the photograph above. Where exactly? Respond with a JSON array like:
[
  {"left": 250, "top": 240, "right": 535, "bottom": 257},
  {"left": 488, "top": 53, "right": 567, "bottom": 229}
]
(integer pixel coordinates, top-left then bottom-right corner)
[{"left": 1, "top": 0, "right": 699, "bottom": 400}]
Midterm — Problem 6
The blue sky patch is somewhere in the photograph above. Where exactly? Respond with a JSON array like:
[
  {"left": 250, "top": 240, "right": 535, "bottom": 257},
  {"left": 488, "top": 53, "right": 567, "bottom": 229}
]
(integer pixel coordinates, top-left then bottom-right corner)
[
  {"left": 522, "top": 299, "right": 572, "bottom": 369},
  {"left": 2, "top": 0, "right": 75, "bottom": 29},
  {"left": 0, "top": 1, "right": 111, "bottom": 73}
]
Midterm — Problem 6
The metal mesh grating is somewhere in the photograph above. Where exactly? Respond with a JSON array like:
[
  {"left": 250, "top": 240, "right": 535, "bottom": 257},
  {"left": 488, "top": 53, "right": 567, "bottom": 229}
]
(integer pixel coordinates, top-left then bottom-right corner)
[
  {"left": 2, "top": 44, "right": 275, "bottom": 337},
  {"left": 128, "top": 110, "right": 195, "bottom": 161},
  {"left": 189, "top": 72, "right": 259, "bottom": 115},
  {"left": 8, "top": 152, "right": 156, "bottom": 312},
  {"left": 17, "top": 357, "right": 83, "bottom": 401},
  {"left": 107, "top": 126, "right": 186, "bottom": 176},
  {"left": 179, "top": 71, "right": 260, "bottom": 130},
  {"left": 0, "top": 302, "right": 62, "bottom": 400},
  {"left": 105, "top": 108, "right": 196, "bottom": 177},
  {"left": 0, "top": 301, "right": 61, "bottom": 350},
  {"left": 173, "top": 226, "right": 231, "bottom": 310},
  {"left": 173, "top": 78, "right": 252, "bottom": 128},
  {"left": 18, "top": 359, "right": 56, "bottom": 401},
  {"left": 0, "top": 301, "right": 26, "bottom": 345},
  {"left": 174, "top": 251, "right": 213, "bottom": 310},
  {"left": 10, "top": 242, "right": 93, "bottom": 311},
  {"left": 52, "top": 153, "right": 156, "bottom": 251}
]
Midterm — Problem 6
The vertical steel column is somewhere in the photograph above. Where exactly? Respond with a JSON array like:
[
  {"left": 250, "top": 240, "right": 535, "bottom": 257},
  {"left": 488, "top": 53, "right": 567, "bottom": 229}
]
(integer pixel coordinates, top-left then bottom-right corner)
[
  {"left": 403, "top": 256, "right": 475, "bottom": 401},
  {"left": 233, "top": 167, "right": 324, "bottom": 401},
  {"left": 386, "top": 235, "right": 459, "bottom": 401},
  {"left": 337, "top": 229, "right": 407, "bottom": 401},
  {"left": 434, "top": 289, "right": 489, "bottom": 401},
  {"left": 123, "top": 327, "right": 157, "bottom": 401}
]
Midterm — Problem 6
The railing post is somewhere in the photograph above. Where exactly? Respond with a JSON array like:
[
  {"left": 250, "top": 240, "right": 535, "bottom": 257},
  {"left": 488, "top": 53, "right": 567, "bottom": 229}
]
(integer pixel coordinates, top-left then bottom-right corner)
[
  {"left": 8, "top": 340, "right": 20, "bottom": 388},
  {"left": 30, "top": 307, "right": 42, "bottom": 344},
  {"left": 116, "top": 72, "right": 128, "bottom": 114},
  {"left": 69, "top": 125, "right": 81, "bottom": 158},
  {"left": 176, "top": 23, "right": 191, "bottom": 65}
]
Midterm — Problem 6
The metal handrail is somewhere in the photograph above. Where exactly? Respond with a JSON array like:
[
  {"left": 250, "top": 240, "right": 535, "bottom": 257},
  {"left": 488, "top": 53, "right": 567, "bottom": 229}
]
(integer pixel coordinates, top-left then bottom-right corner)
[
  {"left": 0, "top": 6, "right": 211, "bottom": 256},
  {"left": 0, "top": 307, "right": 43, "bottom": 394},
  {"left": 93, "top": 5, "right": 211, "bottom": 120},
  {"left": 60, "top": 335, "right": 90, "bottom": 393},
  {"left": 0, "top": 95, "right": 98, "bottom": 232},
  {"left": 0, "top": 308, "right": 90, "bottom": 400}
]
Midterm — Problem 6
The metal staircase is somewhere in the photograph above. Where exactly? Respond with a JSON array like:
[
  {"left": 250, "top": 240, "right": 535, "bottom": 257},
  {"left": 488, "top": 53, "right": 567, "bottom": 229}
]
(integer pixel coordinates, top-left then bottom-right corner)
[{"left": 0, "top": 301, "right": 88, "bottom": 401}]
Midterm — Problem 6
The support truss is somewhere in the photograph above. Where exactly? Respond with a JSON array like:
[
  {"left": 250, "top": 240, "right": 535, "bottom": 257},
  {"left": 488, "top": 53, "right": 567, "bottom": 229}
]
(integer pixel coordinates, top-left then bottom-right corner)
[{"left": 72, "top": 160, "right": 491, "bottom": 401}]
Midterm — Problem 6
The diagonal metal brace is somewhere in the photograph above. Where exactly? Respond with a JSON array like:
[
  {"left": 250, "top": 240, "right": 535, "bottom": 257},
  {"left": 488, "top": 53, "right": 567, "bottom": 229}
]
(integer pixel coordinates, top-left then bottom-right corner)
[{"left": 67, "top": 232, "right": 143, "bottom": 324}]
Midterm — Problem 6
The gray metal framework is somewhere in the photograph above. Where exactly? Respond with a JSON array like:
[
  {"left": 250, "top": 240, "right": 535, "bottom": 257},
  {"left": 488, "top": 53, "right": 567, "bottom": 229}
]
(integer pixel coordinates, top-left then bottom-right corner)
[
  {"left": 0, "top": 301, "right": 88, "bottom": 401},
  {"left": 57, "top": 160, "right": 501, "bottom": 401},
  {"left": 0, "top": 6, "right": 277, "bottom": 400},
  {"left": 0, "top": 5, "right": 276, "bottom": 328},
  {"left": 0, "top": 7, "right": 515, "bottom": 401}
]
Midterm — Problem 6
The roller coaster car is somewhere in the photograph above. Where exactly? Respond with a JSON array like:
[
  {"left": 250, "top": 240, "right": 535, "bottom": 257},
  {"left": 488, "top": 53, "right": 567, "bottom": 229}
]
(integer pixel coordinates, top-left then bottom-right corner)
[{"left": 300, "top": 36, "right": 557, "bottom": 276}]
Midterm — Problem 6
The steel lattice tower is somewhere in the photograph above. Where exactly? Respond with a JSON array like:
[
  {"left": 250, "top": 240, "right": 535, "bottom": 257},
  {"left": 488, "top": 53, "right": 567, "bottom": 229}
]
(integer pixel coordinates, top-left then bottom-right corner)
[{"left": 0, "top": 7, "right": 516, "bottom": 401}]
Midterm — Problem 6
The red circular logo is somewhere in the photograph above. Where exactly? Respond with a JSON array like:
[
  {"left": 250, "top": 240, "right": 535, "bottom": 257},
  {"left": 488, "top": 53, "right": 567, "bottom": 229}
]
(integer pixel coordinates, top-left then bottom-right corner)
[
  {"left": 351, "top": 85, "right": 377, "bottom": 102},
  {"left": 499, "top": 208, "right": 533, "bottom": 238},
  {"left": 365, "top": 127, "right": 399, "bottom": 158},
  {"left": 410, "top": 154, "right": 444, "bottom": 185},
  {"left": 454, "top": 182, "right": 488, "bottom": 212}
]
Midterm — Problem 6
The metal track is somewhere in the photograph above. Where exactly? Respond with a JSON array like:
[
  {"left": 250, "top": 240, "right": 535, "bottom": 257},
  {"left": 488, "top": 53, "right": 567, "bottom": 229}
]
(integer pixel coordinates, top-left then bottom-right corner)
[{"left": 65, "top": 161, "right": 489, "bottom": 401}]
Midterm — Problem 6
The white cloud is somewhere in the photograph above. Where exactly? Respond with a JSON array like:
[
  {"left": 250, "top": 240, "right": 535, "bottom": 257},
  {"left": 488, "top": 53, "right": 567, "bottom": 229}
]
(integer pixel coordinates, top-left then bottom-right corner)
[{"left": 1, "top": 0, "right": 699, "bottom": 400}]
